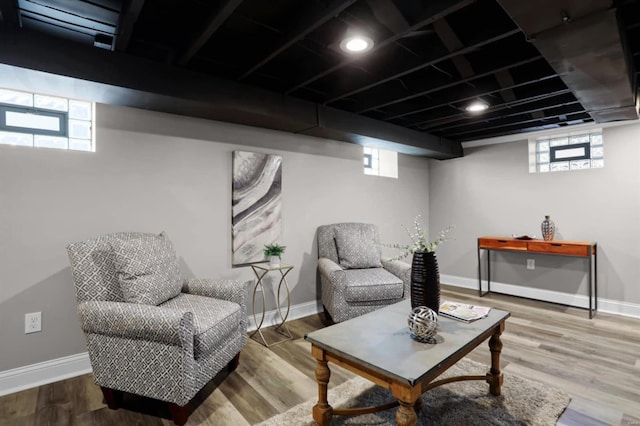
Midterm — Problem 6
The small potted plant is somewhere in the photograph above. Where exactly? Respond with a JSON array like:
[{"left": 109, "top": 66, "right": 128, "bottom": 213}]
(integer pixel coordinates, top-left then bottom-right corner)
[{"left": 264, "top": 243, "right": 286, "bottom": 267}]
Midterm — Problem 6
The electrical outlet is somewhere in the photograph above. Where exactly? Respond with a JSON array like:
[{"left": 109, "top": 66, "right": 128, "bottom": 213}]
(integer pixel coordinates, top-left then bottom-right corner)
[
  {"left": 527, "top": 259, "right": 535, "bottom": 270},
  {"left": 25, "top": 312, "right": 42, "bottom": 334}
]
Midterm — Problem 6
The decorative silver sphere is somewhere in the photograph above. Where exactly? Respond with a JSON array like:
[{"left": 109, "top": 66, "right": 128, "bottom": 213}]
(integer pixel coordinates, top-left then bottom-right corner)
[{"left": 408, "top": 306, "right": 438, "bottom": 343}]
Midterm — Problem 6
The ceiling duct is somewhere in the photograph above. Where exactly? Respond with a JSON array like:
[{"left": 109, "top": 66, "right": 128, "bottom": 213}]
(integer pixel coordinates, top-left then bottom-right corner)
[
  {"left": 0, "top": 25, "right": 462, "bottom": 159},
  {"left": 497, "top": 0, "right": 639, "bottom": 123}
]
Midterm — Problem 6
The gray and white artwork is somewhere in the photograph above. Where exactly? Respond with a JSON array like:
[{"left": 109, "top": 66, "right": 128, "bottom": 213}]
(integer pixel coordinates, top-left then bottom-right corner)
[{"left": 232, "top": 151, "right": 282, "bottom": 265}]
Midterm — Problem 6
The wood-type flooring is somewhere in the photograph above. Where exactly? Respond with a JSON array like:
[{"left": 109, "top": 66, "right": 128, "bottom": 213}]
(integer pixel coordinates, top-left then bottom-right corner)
[{"left": 1, "top": 285, "right": 639, "bottom": 425}]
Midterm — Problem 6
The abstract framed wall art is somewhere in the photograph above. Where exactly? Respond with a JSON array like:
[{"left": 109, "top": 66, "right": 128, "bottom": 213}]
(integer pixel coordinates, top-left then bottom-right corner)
[{"left": 232, "top": 151, "right": 282, "bottom": 266}]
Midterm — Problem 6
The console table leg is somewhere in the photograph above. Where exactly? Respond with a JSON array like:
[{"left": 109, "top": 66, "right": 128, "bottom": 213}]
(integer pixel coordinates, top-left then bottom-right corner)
[
  {"left": 487, "top": 322, "right": 505, "bottom": 396},
  {"left": 312, "top": 347, "right": 332, "bottom": 426},
  {"left": 487, "top": 250, "right": 491, "bottom": 294},
  {"left": 594, "top": 246, "right": 598, "bottom": 313},
  {"left": 477, "top": 244, "right": 482, "bottom": 296}
]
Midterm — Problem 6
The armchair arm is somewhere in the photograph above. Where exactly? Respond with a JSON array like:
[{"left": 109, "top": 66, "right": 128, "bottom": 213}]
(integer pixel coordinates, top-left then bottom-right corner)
[
  {"left": 183, "top": 279, "right": 250, "bottom": 334},
  {"left": 183, "top": 278, "right": 250, "bottom": 306},
  {"left": 318, "top": 257, "right": 350, "bottom": 294},
  {"left": 318, "top": 257, "right": 344, "bottom": 278},
  {"left": 382, "top": 259, "right": 412, "bottom": 297},
  {"left": 78, "top": 301, "right": 193, "bottom": 346}
]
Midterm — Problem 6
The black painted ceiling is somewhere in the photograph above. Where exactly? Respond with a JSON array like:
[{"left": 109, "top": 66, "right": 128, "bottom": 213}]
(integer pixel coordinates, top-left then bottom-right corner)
[{"left": 1, "top": 0, "right": 639, "bottom": 145}]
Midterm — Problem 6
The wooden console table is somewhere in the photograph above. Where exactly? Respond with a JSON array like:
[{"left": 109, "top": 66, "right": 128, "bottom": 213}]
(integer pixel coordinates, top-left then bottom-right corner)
[{"left": 477, "top": 237, "right": 597, "bottom": 318}]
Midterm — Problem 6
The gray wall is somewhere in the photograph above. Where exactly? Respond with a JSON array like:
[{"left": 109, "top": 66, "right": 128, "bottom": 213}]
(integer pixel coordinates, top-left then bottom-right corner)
[
  {"left": 0, "top": 103, "right": 430, "bottom": 371},
  {"left": 4, "top": 99, "right": 638, "bottom": 373},
  {"left": 429, "top": 123, "right": 640, "bottom": 305}
]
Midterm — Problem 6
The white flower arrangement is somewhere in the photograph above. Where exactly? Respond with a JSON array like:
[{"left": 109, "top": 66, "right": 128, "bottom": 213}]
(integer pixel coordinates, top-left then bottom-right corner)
[{"left": 385, "top": 215, "right": 454, "bottom": 261}]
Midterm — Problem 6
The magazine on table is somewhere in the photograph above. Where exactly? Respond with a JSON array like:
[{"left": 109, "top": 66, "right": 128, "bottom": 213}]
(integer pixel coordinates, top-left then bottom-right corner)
[{"left": 439, "top": 300, "right": 491, "bottom": 322}]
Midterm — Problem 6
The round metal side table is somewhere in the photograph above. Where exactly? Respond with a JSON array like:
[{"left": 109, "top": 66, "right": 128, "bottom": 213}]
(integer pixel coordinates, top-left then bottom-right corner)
[{"left": 249, "top": 263, "right": 294, "bottom": 347}]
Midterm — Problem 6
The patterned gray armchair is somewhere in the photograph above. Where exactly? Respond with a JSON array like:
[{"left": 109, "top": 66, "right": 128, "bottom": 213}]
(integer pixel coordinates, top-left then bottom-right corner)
[
  {"left": 317, "top": 223, "right": 411, "bottom": 323},
  {"left": 67, "top": 232, "right": 249, "bottom": 425}
]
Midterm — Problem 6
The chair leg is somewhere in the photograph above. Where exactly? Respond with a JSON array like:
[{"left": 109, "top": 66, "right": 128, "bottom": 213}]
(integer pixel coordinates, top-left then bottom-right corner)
[
  {"left": 168, "top": 402, "right": 190, "bottom": 426},
  {"left": 100, "top": 387, "right": 121, "bottom": 410},
  {"left": 227, "top": 353, "right": 240, "bottom": 373}
]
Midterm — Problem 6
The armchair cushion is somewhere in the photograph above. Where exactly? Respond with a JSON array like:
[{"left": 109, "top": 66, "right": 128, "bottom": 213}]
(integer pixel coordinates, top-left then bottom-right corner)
[
  {"left": 334, "top": 226, "right": 382, "bottom": 269},
  {"left": 160, "top": 293, "right": 242, "bottom": 359},
  {"left": 339, "top": 268, "right": 404, "bottom": 302},
  {"left": 78, "top": 300, "right": 187, "bottom": 345},
  {"left": 111, "top": 233, "right": 183, "bottom": 306}
]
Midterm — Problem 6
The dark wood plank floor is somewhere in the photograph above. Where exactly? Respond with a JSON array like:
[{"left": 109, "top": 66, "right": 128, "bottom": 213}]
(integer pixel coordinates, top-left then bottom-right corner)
[{"left": 1, "top": 285, "right": 639, "bottom": 425}]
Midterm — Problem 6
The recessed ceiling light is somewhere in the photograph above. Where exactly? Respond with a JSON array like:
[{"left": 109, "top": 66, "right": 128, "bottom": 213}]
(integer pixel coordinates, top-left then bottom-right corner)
[
  {"left": 465, "top": 101, "right": 489, "bottom": 112},
  {"left": 340, "top": 36, "right": 374, "bottom": 53}
]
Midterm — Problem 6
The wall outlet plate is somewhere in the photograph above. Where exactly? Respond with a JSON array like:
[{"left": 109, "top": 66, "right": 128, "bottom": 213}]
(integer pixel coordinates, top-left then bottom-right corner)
[
  {"left": 527, "top": 259, "right": 535, "bottom": 270},
  {"left": 25, "top": 312, "right": 42, "bottom": 334}
]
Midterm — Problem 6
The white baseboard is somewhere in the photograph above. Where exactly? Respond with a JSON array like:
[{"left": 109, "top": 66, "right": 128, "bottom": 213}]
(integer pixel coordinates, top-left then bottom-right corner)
[
  {"left": 441, "top": 274, "right": 640, "bottom": 319},
  {"left": 3, "top": 289, "right": 637, "bottom": 398},
  {"left": 0, "top": 352, "right": 92, "bottom": 397},
  {"left": 0, "top": 300, "right": 324, "bottom": 397}
]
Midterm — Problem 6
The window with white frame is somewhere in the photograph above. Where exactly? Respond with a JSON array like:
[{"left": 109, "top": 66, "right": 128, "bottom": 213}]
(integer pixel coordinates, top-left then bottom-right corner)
[
  {"left": 0, "top": 88, "right": 94, "bottom": 152},
  {"left": 532, "top": 130, "right": 603, "bottom": 173},
  {"left": 363, "top": 147, "right": 398, "bottom": 178}
]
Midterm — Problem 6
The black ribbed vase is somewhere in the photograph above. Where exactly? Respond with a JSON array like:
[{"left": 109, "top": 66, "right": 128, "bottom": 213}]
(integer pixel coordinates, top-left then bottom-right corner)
[{"left": 410, "top": 251, "right": 440, "bottom": 313}]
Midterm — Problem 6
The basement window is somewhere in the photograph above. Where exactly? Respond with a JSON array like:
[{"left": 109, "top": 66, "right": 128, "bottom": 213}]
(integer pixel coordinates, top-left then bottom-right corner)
[
  {"left": 0, "top": 88, "right": 94, "bottom": 152},
  {"left": 530, "top": 130, "right": 603, "bottom": 173},
  {"left": 364, "top": 147, "right": 398, "bottom": 178}
]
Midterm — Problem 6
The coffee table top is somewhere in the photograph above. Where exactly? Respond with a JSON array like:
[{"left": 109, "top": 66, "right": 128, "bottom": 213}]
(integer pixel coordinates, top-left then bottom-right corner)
[{"left": 305, "top": 300, "right": 510, "bottom": 386}]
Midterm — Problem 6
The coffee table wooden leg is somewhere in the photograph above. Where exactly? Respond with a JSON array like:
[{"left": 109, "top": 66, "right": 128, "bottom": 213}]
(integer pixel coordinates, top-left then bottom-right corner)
[
  {"left": 312, "top": 346, "right": 333, "bottom": 425},
  {"left": 414, "top": 396, "right": 423, "bottom": 413},
  {"left": 487, "top": 321, "right": 505, "bottom": 396},
  {"left": 396, "top": 401, "right": 417, "bottom": 426},
  {"left": 391, "top": 383, "right": 420, "bottom": 426}
]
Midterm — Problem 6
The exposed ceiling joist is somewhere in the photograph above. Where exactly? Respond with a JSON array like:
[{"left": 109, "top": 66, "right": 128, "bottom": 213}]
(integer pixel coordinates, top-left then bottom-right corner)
[
  {"left": 366, "top": 0, "right": 410, "bottom": 33},
  {"left": 398, "top": 74, "right": 563, "bottom": 124},
  {"left": 433, "top": 18, "right": 474, "bottom": 78},
  {"left": 493, "top": 69, "right": 516, "bottom": 102},
  {"left": 285, "top": 0, "right": 476, "bottom": 95},
  {"left": 238, "top": 0, "right": 357, "bottom": 81},
  {"left": 323, "top": 28, "right": 520, "bottom": 105},
  {"left": 356, "top": 55, "right": 543, "bottom": 113},
  {"left": 115, "top": 0, "right": 145, "bottom": 51},
  {"left": 178, "top": 0, "right": 243, "bottom": 66},
  {"left": 448, "top": 109, "right": 589, "bottom": 138},
  {"left": 419, "top": 89, "right": 577, "bottom": 126},
  {"left": 418, "top": 89, "right": 574, "bottom": 130}
]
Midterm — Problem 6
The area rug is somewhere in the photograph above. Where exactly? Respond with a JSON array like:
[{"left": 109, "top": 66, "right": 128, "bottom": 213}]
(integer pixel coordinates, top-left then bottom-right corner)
[{"left": 255, "top": 358, "right": 570, "bottom": 425}]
